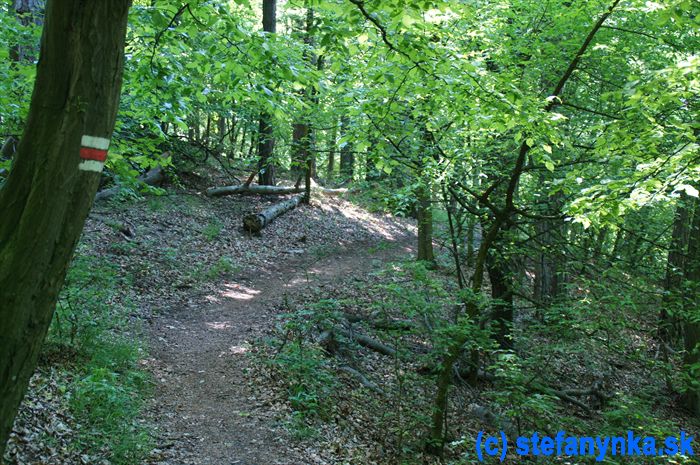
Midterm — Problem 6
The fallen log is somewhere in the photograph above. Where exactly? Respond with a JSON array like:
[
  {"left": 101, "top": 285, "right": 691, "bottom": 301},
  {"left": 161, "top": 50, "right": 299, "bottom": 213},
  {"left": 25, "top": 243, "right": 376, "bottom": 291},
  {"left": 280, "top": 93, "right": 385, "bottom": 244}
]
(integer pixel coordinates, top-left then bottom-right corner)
[
  {"left": 207, "top": 180, "right": 348, "bottom": 198},
  {"left": 243, "top": 193, "right": 304, "bottom": 233},
  {"left": 338, "top": 366, "right": 385, "bottom": 395},
  {"left": 95, "top": 160, "right": 167, "bottom": 202},
  {"left": 342, "top": 311, "right": 416, "bottom": 331},
  {"left": 336, "top": 328, "right": 398, "bottom": 358},
  {"left": 208, "top": 184, "right": 303, "bottom": 197}
]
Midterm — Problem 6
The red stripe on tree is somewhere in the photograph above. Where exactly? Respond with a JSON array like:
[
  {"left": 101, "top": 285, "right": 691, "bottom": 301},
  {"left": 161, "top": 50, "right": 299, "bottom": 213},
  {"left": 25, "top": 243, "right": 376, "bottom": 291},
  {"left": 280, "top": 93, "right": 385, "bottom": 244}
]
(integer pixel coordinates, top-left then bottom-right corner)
[{"left": 79, "top": 147, "right": 107, "bottom": 162}]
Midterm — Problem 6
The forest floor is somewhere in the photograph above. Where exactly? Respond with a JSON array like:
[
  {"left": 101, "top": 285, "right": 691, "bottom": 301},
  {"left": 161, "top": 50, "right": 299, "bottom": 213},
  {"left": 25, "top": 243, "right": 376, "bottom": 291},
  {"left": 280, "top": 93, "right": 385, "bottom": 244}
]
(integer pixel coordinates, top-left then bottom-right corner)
[
  {"left": 6, "top": 180, "right": 700, "bottom": 465},
  {"left": 5, "top": 185, "right": 418, "bottom": 465},
  {"left": 145, "top": 206, "right": 415, "bottom": 464}
]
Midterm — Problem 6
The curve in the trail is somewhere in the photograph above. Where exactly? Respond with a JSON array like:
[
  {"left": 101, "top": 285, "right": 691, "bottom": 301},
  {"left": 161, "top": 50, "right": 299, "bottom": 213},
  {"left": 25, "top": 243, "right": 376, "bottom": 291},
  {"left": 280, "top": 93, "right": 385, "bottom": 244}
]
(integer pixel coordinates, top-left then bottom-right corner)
[{"left": 148, "top": 235, "right": 415, "bottom": 465}]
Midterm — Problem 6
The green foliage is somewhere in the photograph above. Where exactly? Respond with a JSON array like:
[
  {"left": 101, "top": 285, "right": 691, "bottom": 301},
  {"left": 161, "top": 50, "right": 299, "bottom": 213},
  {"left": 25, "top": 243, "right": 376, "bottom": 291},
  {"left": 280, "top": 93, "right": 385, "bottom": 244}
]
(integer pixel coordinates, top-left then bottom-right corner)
[
  {"left": 266, "top": 300, "right": 340, "bottom": 426},
  {"left": 70, "top": 365, "right": 151, "bottom": 464},
  {"left": 202, "top": 218, "right": 224, "bottom": 241},
  {"left": 46, "top": 252, "right": 152, "bottom": 463},
  {"left": 205, "top": 256, "right": 238, "bottom": 279}
]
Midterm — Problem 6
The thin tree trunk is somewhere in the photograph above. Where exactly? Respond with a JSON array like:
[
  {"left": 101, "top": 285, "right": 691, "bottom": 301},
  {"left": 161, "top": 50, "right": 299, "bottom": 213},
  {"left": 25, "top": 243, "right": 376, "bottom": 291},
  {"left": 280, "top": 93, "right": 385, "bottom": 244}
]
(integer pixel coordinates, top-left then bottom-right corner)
[
  {"left": 660, "top": 193, "right": 691, "bottom": 343},
  {"left": 339, "top": 115, "right": 354, "bottom": 181},
  {"left": 257, "top": 116, "right": 276, "bottom": 185},
  {"left": 0, "top": 1, "right": 131, "bottom": 455},
  {"left": 257, "top": 0, "right": 277, "bottom": 185},
  {"left": 486, "top": 246, "right": 513, "bottom": 349},
  {"left": 327, "top": 120, "right": 337, "bottom": 183},
  {"left": 416, "top": 181, "right": 434, "bottom": 262},
  {"left": 682, "top": 192, "right": 700, "bottom": 415},
  {"left": 427, "top": 1, "right": 621, "bottom": 452}
]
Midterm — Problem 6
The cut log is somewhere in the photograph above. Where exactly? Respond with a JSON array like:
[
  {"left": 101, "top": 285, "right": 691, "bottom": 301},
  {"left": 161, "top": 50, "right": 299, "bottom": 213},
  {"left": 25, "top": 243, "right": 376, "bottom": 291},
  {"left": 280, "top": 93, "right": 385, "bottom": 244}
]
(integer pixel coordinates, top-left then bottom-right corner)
[
  {"left": 243, "top": 193, "right": 304, "bottom": 233},
  {"left": 95, "top": 161, "right": 166, "bottom": 202},
  {"left": 336, "top": 327, "right": 397, "bottom": 357},
  {"left": 208, "top": 184, "right": 303, "bottom": 197},
  {"left": 338, "top": 366, "right": 385, "bottom": 395},
  {"left": 206, "top": 180, "right": 348, "bottom": 198}
]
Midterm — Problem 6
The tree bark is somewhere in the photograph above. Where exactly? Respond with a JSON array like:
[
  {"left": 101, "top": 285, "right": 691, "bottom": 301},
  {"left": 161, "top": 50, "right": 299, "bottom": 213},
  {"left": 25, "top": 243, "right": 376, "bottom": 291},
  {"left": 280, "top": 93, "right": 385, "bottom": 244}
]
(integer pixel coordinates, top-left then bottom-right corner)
[
  {"left": 243, "top": 193, "right": 304, "bottom": 233},
  {"left": 207, "top": 184, "right": 303, "bottom": 197},
  {"left": 327, "top": 119, "right": 337, "bottom": 183},
  {"left": 416, "top": 181, "right": 435, "bottom": 262},
  {"left": 257, "top": 115, "right": 276, "bottom": 185},
  {"left": 660, "top": 193, "right": 691, "bottom": 342},
  {"left": 681, "top": 192, "right": 700, "bottom": 415},
  {"left": 0, "top": 0, "right": 131, "bottom": 456},
  {"left": 339, "top": 116, "right": 354, "bottom": 181},
  {"left": 207, "top": 181, "right": 347, "bottom": 197},
  {"left": 257, "top": 0, "right": 277, "bottom": 185},
  {"left": 486, "top": 246, "right": 513, "bottom": 349}
]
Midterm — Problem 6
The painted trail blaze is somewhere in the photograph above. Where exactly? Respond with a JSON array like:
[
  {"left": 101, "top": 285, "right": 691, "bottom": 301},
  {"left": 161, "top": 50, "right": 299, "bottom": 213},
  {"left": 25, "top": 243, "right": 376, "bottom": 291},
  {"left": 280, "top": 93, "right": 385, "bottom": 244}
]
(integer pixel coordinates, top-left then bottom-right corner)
[{"left": 78, "top": 135, "right": 110, "bottom": 172}]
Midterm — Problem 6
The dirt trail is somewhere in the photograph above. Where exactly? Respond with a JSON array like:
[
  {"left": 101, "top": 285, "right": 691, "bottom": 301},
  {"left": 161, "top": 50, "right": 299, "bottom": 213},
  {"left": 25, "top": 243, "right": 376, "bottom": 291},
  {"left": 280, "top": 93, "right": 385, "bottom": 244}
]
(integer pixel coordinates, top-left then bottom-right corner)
[{"left": 148, "top": 234, "right": 415, "bottom": 465}]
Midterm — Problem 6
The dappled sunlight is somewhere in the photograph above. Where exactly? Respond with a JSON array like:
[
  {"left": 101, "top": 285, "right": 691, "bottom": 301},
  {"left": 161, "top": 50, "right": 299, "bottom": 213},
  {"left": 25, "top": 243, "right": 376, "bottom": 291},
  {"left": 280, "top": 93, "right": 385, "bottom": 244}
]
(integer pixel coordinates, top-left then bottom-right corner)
[
  {"left": 220, "top": 283, "right": 261, "bottom": 301},
  {"left": 317, "top": 200, "right": 417, "bottom": 242},
  {"left": 219, "top": 344, "right": 249, "bottom": 357},
  {"left": 205, "top": 321, "right": 233, "bottom": 330}
]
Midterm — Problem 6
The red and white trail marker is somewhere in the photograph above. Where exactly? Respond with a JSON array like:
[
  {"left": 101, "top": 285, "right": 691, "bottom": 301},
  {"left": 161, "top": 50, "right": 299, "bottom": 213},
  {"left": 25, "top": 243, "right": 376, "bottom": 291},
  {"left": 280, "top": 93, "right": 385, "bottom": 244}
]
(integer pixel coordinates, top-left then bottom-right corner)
[{"left": 78, "top": 135, "right": 110, "bottom": 173}]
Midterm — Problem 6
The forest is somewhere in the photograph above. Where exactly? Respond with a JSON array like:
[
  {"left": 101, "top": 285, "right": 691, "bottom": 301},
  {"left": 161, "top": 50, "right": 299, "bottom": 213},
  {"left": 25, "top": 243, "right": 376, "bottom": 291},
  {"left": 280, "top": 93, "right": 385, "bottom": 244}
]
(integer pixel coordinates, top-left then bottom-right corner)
[{"left": 0, "top": 0, "right": 698, "bottom": 464}]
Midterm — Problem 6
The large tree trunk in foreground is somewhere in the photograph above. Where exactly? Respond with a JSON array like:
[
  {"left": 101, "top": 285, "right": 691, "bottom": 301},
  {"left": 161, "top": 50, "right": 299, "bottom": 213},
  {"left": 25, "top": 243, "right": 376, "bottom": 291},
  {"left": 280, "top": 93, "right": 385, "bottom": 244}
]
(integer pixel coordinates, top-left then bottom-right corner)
[
  {"left": 0, "top": 1, "right": 130, "bottom": 457},
  {"left": 243, "top": 194, "right": 304, "bottom": 233}
]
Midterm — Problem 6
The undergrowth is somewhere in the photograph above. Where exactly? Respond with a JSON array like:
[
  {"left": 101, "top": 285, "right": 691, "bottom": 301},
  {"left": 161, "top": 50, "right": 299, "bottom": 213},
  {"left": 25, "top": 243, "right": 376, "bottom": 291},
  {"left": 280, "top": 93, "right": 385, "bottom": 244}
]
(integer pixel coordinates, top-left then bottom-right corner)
[
  {"left": 259, "top": 258, "right": 699, "bottom": 465},
  {"left": 45, "top": 250, "right": 152, "bottom": 464}
]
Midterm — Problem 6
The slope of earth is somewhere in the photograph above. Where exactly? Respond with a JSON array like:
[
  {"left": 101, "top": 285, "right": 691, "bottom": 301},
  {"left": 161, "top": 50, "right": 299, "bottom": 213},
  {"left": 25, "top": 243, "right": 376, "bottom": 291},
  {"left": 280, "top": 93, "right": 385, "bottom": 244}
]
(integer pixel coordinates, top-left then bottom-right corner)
[
  {"left": 4, "top": 189, "right": 416, "bottom": 464},
  {"left": 147, "top": 229, "right": 416, "bottom": 464}
]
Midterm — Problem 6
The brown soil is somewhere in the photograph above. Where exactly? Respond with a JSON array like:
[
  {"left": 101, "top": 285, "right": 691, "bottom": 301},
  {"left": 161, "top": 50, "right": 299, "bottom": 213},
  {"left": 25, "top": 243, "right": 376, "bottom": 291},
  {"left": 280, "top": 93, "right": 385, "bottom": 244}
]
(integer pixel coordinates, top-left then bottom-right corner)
[{"left": 147, "top": 231, "right": 416, "bottom": 464}]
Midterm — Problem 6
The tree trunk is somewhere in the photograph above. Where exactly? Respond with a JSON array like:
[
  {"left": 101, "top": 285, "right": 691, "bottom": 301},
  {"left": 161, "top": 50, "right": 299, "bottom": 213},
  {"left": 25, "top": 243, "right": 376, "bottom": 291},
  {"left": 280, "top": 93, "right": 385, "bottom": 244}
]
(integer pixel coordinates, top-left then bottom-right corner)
[
  {"left": 416, "top": 181, "right": 435, "bottom": 262},
  {"left": 257, "top": 115, "right": 276, "bottom": 185},
  {"left": 660, "top": 193, "right": 691, "bottom": 342},
  {"left": 486, "top": 247, "right": 513, "bottom": 349},
  {"left": 0, "top": 1, "right": 131, "bottom": 456},
  {"left": 682, "top": 192, "right": 700, "bottom": 415},
  {"left": 339, "top": 116, "right": 354, "bottom": 181},
  {"left": 257, "top": 0, "right": 277, "bottom": 185},
  {"left": 327, "top": 120, "right": 337, "bottom": 183},
  {"left": 207, "top": 181, "right": 346, "bottom": 198},
  {"left": 533, "top": 190, "right": 566, "bottom": 305},
  {"left": 207, "top": 184, "right": 302, "bottom": 197}
]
